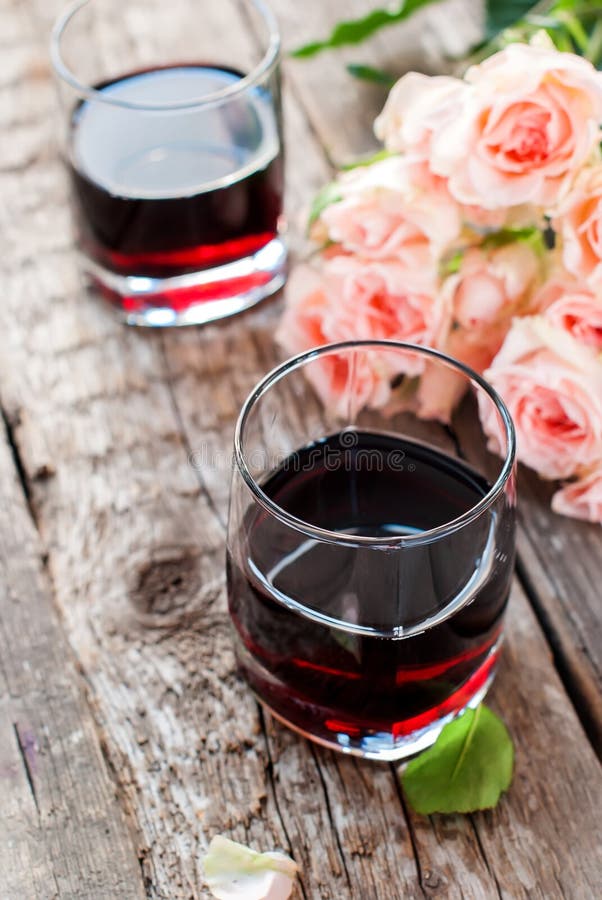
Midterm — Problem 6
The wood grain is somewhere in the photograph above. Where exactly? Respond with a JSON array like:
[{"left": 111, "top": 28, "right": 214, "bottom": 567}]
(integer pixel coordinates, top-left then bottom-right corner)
[
  {"left": 449, "top": 397, "right": 602, "bottom": 755},
  {"left": 0, "top": 424, "right": 146, "bottom": 898},
  {"left": 0, "top": 0, "right": 600, "bottom": 898},
  {"left": 516, "top": 476, "right": 602, "bottom": 753}
]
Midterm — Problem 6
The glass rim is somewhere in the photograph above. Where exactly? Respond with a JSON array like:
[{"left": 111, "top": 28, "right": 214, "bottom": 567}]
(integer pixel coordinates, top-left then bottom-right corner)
[
  {"left": 50, "top": 0, "right": 281, "bottom": 111},
  {"left": 234, "top": 340, "right": 516, "bottom": 549}
]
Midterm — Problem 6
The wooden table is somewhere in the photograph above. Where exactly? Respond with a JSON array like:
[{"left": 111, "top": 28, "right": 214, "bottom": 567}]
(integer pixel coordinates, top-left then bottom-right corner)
[{"left": 2, "top": 0, "right": 601, "bottom": 897}]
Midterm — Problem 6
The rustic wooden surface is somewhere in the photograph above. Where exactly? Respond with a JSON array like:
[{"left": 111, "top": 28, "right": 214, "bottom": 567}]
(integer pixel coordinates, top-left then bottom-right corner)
[
  {"left": 1, "top": 0, "right": 601, "bottom": 898},
  {"left": 0, "top": 424, "right": 146, "bottom": 899}
]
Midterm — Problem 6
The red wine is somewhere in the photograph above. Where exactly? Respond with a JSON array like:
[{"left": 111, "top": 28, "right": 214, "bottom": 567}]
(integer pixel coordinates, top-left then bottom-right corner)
[
  {"left": 227, "top": 432, "right": 514, "bottom": 754},
  {"left": 67, "top": 65, "right": 283, "bottom": 292}
]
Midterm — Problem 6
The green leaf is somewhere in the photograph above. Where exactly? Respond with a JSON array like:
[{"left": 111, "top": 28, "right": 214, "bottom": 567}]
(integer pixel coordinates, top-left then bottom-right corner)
[
  {"left": 482, "top": 226, "right": 545, "bottom": 253},
  {"left": 586, "top": 17, "right": 602, "bottom": 65},
  {"left": 308, "top": 181, "right": 342, "bottom": 226},
  {"left": 555, "top": 9, "right": 590, "bottom": 53},
  {"left": 440, "top": 249, "right": 464, "bottom": 277},
  {"left": 291, "top": 0, "right": 439, "bottom": 59},
  {"left": 485, "top": 0, "right": 537, "bottom": 39},
  {"left": 401, "top": 705, "right": 514, "bottom": 815},
  {"left": 341, "top": 149, "right": 396, "bottom": 170},
  {"left": 346, "top": 63, "right": 396, "bottom": 86},
  {"left": 480, "top": 1, "right": 602, "bottom": 63}
]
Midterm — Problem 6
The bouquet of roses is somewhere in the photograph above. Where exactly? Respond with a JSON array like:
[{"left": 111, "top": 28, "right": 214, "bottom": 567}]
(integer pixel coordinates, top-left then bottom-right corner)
[{"left": 277, "top": 39, "right": 602, "bottom": 524}]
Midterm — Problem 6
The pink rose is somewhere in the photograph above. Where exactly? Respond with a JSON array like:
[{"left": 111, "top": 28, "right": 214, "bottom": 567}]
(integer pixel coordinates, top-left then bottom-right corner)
[
  {"left": 329, "top": 257, "right": 438, "bottom": 356},
  {"left": 416, "top": 241, "right": 542, "bottom": 422},
  {"left": 414, "top": 357, "right": 467, "bottom": 425},
  {"left": 383, "top": 44, "right": 602, "bottom": 209},
  {"left": 479, "top": 317, "right": 602, "bottom": 479},
  {"left": 553, "top": 164, "right": 602, "bottom": 286},
  {"left": 552, "top": 465, "right": 602, "bottom": 523},
  {"left": 533, "top": 274, "right": 602, "bottom": 351},
  {"left": 454, "top": 44, "right": 602, "bottom": 208},
  {"left": 277, "top": 257, "right": 439, "bottom": 415},
  {"left": 276, "top": 264, "right": 332, "bottom": 355},
  {"left": 374, "top": 73, "right": 469, "bottom": 158},
  {"left": 316, "top": 157, "right": 460, "bottom": 264},
  {"left": 416, "top": 322, "right": 509, "bottom": 423},
  {"left": 276, "top": 263, "right": 391, "bottom": 415},
  {"left": 444, "top": 242, "right": 541, "bottom": 330},
  {"left": 280, "top": 256, "right": 439, "bottom": 352}
]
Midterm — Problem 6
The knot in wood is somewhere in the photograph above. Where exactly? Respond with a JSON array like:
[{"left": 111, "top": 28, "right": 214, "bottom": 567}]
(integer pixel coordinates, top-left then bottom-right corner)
[{"left": 130, "top": 546, "right": 202, "bottom": 626}]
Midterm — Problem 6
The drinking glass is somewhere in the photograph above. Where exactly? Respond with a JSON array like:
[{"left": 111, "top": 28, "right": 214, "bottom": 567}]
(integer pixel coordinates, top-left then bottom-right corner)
[
  {"left": 227, "top": 341, "right": 516, "bottom": 761},
  {"left": 51, "top": 0, "right": 285, "bottom": 326}
]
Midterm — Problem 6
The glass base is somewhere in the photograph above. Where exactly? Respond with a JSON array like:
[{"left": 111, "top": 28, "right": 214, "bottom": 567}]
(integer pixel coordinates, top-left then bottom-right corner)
[
  {"left": 236, "top": 633, "right": 501, "bottom": 762},
  {"left": 80, "top": 236, "right": 287, "bottom": 327},
  {"left": 257, "top": 674, "right": 495, "bottom": 762}
]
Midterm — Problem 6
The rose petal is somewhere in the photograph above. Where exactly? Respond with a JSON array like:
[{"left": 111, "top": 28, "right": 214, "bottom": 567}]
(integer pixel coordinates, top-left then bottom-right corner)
[{"left": 204, "top": 836, "right": 298, "bottom": 900}]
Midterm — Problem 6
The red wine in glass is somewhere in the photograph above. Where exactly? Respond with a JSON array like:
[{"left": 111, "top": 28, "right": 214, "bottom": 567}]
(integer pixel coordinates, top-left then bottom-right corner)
[
  {"left": 67, "top": 65, "right": 285, "bottom": 323},
  {"left": 227, "top": 431, "right": 514, "bottom": 758}
]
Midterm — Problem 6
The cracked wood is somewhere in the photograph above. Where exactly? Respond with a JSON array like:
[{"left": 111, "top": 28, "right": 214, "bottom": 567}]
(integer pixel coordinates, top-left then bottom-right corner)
[{"left": 0, "top": 424, "right": 146, "bottom": 898}]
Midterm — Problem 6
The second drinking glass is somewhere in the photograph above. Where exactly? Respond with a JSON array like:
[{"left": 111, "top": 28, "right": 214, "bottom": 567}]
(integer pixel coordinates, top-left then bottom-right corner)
[{"left": 51, "top": 0, "right": 285, "bottom": 326}]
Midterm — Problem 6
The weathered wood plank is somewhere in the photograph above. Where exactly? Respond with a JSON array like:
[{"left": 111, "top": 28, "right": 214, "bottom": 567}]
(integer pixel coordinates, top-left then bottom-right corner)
[
  {"left": 2, "top": 3, "right": 299, "bottom": 898},
  {"left": 472, "top": 579, "right": 602, "bottom": 900},
  {"left": 0, "top": 427, "right": 146, "bottom": 899},
  {"left": 0, "top": 1, "right": 600, "bottom": 898},
  {"left": 449, "top": 397, "right": 602, "bottom": 753},
  {"left": 516, "top": 477, "right": 602, "bottom": 753}
]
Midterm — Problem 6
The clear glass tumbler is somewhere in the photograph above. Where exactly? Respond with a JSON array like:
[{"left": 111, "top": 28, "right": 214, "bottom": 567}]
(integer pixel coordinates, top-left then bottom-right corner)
[
  {"left": 227, "top": 341, "right": 516, "bottom": 761},
  {"left": 51, "top": 0, "right": 285, "bottom": 326}
]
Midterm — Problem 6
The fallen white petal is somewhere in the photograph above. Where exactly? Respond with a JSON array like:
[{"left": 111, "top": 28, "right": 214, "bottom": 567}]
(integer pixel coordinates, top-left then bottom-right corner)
[{"left": 204, "top": 835, "right": 298, "bottom": 900}]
